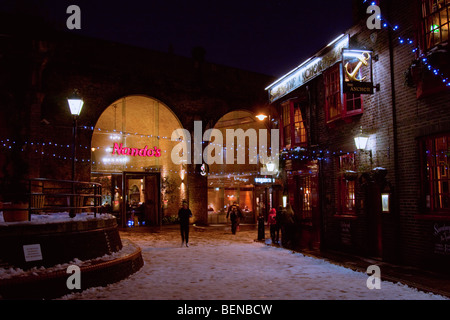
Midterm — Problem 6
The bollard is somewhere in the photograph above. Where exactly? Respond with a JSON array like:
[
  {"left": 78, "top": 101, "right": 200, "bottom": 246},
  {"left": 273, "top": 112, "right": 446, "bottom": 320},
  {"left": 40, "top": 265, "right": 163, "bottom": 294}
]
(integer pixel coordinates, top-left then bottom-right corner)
[{"left": 257, "top": 215, "right": 265, "bottom": 241}]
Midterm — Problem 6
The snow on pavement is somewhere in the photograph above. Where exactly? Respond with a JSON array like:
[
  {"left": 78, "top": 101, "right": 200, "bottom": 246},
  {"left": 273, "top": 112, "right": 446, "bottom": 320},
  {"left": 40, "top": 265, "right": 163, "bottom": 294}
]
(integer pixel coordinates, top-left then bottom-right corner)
[{"left": 60, "top": 226, "right": 448, "bottom": 300}]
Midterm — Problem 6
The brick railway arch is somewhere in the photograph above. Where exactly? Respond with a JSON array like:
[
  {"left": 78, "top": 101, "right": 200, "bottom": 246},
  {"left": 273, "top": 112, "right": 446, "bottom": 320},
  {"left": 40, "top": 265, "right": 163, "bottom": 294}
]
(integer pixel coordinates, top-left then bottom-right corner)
[{"left": 90, "top": 94, "right": 186, "bottom": 227}]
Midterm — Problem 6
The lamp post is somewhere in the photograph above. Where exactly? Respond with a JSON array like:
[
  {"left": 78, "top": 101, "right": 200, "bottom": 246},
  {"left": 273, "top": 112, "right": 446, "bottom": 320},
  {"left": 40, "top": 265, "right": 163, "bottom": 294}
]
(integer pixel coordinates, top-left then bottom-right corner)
[
  {"left": 67, "top": 90, "right": 84, "bottom": 218},
  {"left": 67, "top": 90, "right": 84, "bottom": 181}
]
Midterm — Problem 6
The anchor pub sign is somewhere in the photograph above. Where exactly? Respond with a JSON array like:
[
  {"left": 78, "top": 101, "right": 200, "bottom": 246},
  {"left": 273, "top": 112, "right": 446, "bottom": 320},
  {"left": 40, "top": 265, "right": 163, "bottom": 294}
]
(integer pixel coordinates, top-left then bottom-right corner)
[{"left": 342, "top": 49, "right": 375, "bottom": 94}]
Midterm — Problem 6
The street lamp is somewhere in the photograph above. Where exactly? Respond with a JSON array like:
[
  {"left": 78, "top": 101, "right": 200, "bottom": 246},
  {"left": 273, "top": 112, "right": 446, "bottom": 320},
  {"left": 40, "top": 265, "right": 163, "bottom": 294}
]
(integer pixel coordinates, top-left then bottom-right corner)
[
  {"left": 67, "top": 90, "right": 84, "bottom": 181},
  {"left": 256, "top": 114, "right": 268, "bottom": 121},
  {"left": 354, "top": 126, "right": 369, "bottom": 151},
  {"left": 266, "top": 161, "right": 276, "bottom": 173},
  {"left": 354, "top": 126, "right": 373, "bottom": 165},
  {"left": 67, "top": 90, "right": 84, "bottom": 218}
]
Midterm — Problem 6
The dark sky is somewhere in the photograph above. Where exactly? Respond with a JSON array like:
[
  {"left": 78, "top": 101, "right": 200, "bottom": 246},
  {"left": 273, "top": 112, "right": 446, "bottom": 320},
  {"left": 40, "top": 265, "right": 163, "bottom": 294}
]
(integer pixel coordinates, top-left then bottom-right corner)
[{"left": 0, "top": 0, "right": 354, "bottom": 77}]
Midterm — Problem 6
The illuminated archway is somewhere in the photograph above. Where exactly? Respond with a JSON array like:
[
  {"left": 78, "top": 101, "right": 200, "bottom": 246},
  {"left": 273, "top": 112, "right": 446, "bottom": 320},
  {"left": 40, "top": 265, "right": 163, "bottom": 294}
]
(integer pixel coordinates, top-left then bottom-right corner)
[
  {"left": 90, "top": 95, "right": 186, "bottom": 225},
  {"left": 206, "top": 110, "right": 273, "bottom": 224}
]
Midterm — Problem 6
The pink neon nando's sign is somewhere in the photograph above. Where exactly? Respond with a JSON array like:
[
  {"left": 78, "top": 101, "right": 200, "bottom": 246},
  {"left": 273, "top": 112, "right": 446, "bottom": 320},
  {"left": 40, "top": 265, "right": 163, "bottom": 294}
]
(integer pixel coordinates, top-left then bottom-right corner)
[{"left": 112, "top": 143, "right": 162, "bottom": 157}]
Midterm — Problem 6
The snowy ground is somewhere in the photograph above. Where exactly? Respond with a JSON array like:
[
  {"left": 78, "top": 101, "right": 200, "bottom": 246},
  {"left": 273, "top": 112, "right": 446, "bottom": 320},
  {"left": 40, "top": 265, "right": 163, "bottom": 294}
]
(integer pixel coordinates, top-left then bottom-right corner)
[{"left": 59, "top": 225, "right": 448, "bottom": 300}]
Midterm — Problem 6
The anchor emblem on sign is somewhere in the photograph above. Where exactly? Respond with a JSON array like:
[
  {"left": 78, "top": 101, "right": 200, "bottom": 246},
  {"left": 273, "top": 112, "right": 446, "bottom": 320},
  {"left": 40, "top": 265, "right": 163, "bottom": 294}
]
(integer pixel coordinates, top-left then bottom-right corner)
[{"left": 345, "top": 52, "right": 370, "bottom": 82}]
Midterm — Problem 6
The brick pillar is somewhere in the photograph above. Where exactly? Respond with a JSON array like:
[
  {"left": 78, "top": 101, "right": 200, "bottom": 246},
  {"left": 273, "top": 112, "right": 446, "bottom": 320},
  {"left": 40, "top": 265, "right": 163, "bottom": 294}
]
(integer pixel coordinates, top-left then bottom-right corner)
[{"left": 187, "top": 164, "right": 208, "bottom": 225}]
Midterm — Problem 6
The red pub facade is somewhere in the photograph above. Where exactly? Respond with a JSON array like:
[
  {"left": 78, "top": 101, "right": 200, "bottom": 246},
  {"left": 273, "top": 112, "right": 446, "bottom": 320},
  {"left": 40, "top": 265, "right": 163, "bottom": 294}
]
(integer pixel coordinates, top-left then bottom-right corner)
[{"left": 267, "top": 0, "right": 450, "bottom": 272}]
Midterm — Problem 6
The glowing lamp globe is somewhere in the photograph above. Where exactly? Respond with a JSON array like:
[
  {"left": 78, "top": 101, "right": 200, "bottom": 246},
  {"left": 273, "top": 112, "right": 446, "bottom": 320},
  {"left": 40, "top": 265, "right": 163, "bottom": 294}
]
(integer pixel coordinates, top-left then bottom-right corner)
[
  {"left": 67, "top": 91, "right": 84, "bottom": 116},
  {"left": 354, "top": 127, "right": 369, "bottom": 150}
]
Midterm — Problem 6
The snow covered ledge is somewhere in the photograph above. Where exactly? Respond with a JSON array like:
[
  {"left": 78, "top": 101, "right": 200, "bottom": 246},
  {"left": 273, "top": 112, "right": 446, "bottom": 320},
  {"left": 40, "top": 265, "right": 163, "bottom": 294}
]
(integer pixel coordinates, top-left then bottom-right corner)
[
  {"left": 0, "top": 212, "right": 144, "bottom": 299},
  {"left": 0, "top": 212, "right": 123, "bottom": 269}
]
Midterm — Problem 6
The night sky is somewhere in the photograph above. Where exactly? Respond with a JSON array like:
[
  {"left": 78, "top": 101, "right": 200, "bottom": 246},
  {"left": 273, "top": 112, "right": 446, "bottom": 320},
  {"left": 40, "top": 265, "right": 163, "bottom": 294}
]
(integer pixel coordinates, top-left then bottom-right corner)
[{"left": 0, "top": 0, "right": 354, "bottom": 77}]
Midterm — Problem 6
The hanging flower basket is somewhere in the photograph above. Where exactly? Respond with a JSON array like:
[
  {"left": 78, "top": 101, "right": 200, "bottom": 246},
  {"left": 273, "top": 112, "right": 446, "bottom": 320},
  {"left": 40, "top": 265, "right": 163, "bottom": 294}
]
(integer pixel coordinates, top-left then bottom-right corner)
[
  {"left": 371, "top": 167, "right": 387, "bottom": 182},
  {"left": 343, "top": 170, "right": 358, "bottom": 181}
]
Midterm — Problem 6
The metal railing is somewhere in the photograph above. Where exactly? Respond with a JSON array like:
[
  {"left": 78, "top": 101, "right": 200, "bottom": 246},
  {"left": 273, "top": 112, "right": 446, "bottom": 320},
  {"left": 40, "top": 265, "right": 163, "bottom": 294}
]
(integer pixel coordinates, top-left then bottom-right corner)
[
  {"left": 1, "top": 178, "right": 102, "bottom": 221},
  {"left": 27, "top": 178, "right": 102, "bottom": 218}
]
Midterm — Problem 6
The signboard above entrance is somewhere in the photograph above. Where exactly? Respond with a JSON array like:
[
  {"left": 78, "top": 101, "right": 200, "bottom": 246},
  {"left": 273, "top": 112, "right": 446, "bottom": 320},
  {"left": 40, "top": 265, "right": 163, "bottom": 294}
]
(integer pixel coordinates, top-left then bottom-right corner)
[{"left": 266, "top": 34, "right": 350, "bottom": 102}]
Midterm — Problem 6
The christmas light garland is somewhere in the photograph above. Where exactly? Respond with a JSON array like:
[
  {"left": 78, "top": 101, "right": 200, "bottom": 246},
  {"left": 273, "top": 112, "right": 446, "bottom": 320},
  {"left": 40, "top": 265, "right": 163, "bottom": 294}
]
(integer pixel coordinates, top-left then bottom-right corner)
[{"left": 364, "top": 0, "right": 450, "bottom": 86}]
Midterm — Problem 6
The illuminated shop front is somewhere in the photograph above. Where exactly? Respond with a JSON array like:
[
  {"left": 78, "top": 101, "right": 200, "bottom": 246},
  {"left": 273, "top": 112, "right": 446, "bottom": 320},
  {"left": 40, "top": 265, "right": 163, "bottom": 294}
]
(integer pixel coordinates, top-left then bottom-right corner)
[{"left": 91, "top": 95, "right": 186, "bottom": 227}]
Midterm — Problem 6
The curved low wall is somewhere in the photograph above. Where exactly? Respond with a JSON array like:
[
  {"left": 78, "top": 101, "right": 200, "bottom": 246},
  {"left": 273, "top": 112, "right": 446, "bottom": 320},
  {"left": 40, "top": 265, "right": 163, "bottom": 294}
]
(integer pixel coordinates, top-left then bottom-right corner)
[
  {"left": 0, "top": 215, "right": 122, "bottom": 269},
  {"left": 0, "top": 240, "right": 144, "bottom": 300},
  {"left": 0, "top": 214, "right": 144, "bottom": 299}
]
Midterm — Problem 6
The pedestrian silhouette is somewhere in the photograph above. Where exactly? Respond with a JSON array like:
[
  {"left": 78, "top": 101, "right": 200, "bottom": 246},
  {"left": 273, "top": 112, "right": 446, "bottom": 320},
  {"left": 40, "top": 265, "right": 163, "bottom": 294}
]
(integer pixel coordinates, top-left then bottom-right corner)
[
  {"left": 178, "top": 201, "right": 192, "bottom": 247},
  {"left": 227, "top": 202, "right": 243, "bottom": 234}
]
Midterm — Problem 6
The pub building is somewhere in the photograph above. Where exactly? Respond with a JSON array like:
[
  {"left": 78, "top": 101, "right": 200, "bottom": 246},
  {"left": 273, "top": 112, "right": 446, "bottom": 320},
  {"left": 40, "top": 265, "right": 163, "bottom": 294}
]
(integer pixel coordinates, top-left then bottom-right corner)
[{"left": 266, "top": 0, "right": 450, "bottom": 273}]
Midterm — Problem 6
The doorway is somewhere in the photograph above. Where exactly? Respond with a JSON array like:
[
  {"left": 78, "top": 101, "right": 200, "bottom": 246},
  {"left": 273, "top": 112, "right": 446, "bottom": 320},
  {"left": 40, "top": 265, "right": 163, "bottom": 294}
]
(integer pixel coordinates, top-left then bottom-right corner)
[{"left": 123, "top": 172, "right": 160, "bottom": 227}]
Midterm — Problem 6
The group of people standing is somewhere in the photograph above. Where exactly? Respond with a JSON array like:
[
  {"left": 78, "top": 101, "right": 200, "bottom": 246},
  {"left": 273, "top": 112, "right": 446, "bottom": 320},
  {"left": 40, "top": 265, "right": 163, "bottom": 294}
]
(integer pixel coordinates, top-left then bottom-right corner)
[
  {"left": 178, "top": 200, "right": 297, "bottom": 248},
  {"left": 267, "top": 204, "right": 295, "bottom": 247}
]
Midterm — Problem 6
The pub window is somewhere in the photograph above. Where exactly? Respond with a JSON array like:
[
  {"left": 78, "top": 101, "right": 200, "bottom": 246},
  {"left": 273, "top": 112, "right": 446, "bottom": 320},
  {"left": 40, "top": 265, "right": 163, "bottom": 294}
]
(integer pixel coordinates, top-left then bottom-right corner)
[
  {"left": 299, "top": 175, "right": 313, "bottom": 219},
  {"left": 324, "top": 64, "right": 342, "bottom": 121},
  {"left": 281, "top": 102, "right": 291, "bottom": 147},
  {"left": 421, "top": 0, "right": 450, "bottom": 51},
  {"left": 338, "top": 153, "right": 357, "bottom": 214},
  {"left": 293, "top": 102, "right": 307, "bottom": 146},
  {"left": 324, "top": 64, "right": 363, "bottom": 124},
  {"left": 422, "top": 133, "right": 450, "bottom": 212},
  {"left": 280, "top": 99, "right": 308, "bottom": 148}
]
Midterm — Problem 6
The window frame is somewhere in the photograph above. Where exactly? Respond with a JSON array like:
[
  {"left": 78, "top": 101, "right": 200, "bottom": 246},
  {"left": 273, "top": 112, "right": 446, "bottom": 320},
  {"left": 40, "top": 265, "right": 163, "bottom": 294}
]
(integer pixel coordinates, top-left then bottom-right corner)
[
  {"left": 337, "top": 153, "right": 357, "bottom": 216},
  {"left": 280, "top": 99, "right": 308, "bottom": 149},
  {"left": 323, "top": 63, "right": 364, "bottom": 124},
  {"left": 420, "top": 132, "right": 450, "bottom": 214},
  {"left": 420, "top": 0, "right": 450, "bottom": 52}
]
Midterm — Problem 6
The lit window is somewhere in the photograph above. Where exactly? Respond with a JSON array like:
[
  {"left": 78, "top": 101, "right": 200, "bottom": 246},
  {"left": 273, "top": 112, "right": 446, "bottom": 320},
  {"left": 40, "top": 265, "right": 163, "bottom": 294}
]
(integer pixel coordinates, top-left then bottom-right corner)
[
  {"left": 421, "top": 0, "right": 450, "bottom": 51},
  {"left": 300, "top": 175, "right": 313, "bottom": 219},
  {"left": 324, "top": 64, "right": 342, "bottom": 121},
  {"left": 293, "top": 102, "right": 307, "bottom": 145},
  {"left": 280, "top": 100, "right": 308, "bottom": 148},
  {"left": 421, "top": 133, "right": 450, "bottom": 212},
  {"left": 281, "top": 102, "right": 291, "bottom": 147},
  {"left": 338, "top": 154, "right": 357, "bottom": 214},
  {"left": 324, "top": 64, "right": 363, "bottom": 124}
]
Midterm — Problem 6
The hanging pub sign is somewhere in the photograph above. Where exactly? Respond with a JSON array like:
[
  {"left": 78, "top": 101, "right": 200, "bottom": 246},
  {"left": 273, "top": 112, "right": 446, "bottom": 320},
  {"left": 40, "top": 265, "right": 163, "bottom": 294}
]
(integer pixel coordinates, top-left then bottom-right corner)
[{"left": 342, "top": 49, "right": 374, "bottom": 94}]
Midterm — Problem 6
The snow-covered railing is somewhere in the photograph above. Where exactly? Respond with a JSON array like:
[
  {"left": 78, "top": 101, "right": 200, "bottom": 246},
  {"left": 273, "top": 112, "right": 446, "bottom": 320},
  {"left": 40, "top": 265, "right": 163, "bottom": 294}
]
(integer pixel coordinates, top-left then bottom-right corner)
[{"left": 27, "top": 178, "right": 102, "bottom": 218}]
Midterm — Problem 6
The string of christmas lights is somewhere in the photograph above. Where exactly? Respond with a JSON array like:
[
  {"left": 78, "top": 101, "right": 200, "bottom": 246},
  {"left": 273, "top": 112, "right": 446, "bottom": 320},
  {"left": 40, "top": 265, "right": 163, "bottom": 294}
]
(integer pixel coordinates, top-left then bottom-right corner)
[
  {"left": 0, "top": 138, "right": 279, "bottom": 177},
  {"left": 364, "top": 0, "right": 450, "bottom": 86}
]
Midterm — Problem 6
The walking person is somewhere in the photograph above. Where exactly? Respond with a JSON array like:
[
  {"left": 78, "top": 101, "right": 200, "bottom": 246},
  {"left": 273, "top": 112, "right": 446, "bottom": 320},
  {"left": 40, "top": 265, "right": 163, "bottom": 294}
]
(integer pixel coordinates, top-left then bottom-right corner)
[
  {"left": 178, "top": 201, "right": 192, "bottom": 247},
  {"left": 227, "top": 202, "right": 243, "bottom": 234}
]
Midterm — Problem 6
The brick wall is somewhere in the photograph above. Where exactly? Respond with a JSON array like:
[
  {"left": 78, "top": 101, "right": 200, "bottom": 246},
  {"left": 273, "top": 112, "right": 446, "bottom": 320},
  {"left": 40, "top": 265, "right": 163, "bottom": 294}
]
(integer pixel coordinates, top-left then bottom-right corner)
[{"left": 317, "top": 0, "right": 450, "bottom": 270}]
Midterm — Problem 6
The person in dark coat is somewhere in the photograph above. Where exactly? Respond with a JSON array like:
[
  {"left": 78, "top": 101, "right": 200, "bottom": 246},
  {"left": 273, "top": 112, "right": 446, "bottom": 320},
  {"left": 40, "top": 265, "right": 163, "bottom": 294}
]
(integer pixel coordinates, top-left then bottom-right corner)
[
  {"left": 281, "top": 204, "right": 295, "bottom": 248},
  {"left": 227, "top": 202, "right": 243, "bottom": 234},
  {"left": 275, "top": 205, "right": 283, "bottom": 244},
  {"left": 178, "top": 201, "right": 192, "bottom": 247}
]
